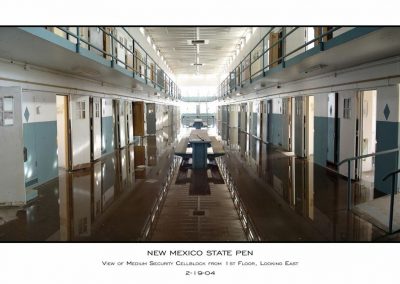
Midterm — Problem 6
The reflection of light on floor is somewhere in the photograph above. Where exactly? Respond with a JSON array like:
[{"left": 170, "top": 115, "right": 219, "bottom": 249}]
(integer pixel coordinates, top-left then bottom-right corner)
[{"left": 216, "top": 157, "right": 260, "bottom": 241}]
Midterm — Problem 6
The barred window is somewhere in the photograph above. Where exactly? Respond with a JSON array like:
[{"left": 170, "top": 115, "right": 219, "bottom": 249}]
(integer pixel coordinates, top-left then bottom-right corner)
[{"left": 343, "top": 98, "right": 351, "bottom": 119}]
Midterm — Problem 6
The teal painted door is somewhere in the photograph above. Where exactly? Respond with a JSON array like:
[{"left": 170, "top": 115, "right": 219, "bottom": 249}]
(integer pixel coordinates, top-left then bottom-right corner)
[
  {"left": 295, "top": 97, "right": 305, "bottom": 157},
  {"left": 23, "top": 124, "right": 38, "bottom": 187}
]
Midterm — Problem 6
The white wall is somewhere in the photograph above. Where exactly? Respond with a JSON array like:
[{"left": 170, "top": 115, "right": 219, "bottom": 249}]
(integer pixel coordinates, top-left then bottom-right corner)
[
  {"left": 21, "top": 91, "right": 57, "bottom": 124},
  {"left": 0, "top": 86, "right": 25, "bottom": 206},
  {"left": 314, "top": 93, "right": 329, "bottom": 117}
]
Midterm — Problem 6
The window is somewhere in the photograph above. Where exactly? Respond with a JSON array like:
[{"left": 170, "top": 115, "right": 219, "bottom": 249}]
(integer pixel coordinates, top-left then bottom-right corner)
[
  {"left": 76, "top": 101, "right": 86, "bottom": 119},
  {"left": 343, "top": 98, "right": 351, "bottom": 119}
]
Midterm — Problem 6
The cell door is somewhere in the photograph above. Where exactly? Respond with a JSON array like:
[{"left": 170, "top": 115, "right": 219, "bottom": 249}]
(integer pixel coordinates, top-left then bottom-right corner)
[
  {"left": 146, "top": 103, "right": 156, "bottom": 135},
  {"left": 338, "top": 91, "right": 357, "bottom": 178},
  {"left": 267, "top": 100, "right": 272, "bottom": 142},
  {"left": 294, "top": 96, "right": 305, "bottom": 157},
  {"left": 282, "top": 97, "right": 291, "bottom": 151},
  {"left": 327, "top": 93, "right": 338, "bottom": 164},
  {"left": 126, "top": 101, "right": 134, "bottom": 144},
  {"left": 70, "top": 95, "right": 91, "bottom": 169},
  {"left": 117, "top": 100, "right": 126, "bottom": 148},
  {"left": 92, "top": 97, "right": 102, "bottom": 160}
]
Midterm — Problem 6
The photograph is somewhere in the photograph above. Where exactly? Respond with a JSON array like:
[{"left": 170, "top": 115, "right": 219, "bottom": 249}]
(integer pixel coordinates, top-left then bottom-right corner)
[{"left": 0, "top": 2, "right": 399, "bottom": 281}]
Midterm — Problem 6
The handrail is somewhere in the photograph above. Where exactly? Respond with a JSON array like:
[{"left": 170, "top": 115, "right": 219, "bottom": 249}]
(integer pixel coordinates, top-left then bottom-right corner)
[
  {"left": 337, "top": 147, "right": 400, "bottom": 210},
  {"left": 50, "top": 27, "right": 180, "bottom": 100},
  {"left": 338, "top": 148, "right": 400, "bottom": 166},
  {"left": 381, "top": 169, "right": 400, "bottom": 233},
  {"left": 219, "top": 26, "right": 343, "bottom": 98}
]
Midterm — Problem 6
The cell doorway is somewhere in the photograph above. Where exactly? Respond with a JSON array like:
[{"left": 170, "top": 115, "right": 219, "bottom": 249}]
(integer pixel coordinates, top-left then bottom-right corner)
[{"left": 358, "top": 90, "right": 377, "bottom": 185}]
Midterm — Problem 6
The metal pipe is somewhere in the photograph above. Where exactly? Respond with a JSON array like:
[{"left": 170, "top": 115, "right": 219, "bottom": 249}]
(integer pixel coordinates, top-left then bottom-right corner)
[{"left": 389, "top": 175, "right": 396, "bottom": 233}]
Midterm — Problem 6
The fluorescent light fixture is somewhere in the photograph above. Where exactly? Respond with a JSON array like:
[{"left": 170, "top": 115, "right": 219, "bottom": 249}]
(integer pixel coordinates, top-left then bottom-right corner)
[
  {"left": 152, "top": 44, "right": 156, "bottom": 50},
  {"left": 147, "top": 36, "right": 151, "bottom": 44},
  {"left": 157, "top": 50, "right": 160, "bottom": 56},
  {"left": 140, "top": 27, "right": 145, "bottom": 35},
  {"left": 301, "top": 64, "right": 327, "bottom": 74}
]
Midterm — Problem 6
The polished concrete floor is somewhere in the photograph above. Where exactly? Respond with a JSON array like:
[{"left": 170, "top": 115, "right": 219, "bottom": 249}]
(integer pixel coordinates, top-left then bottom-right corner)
[{"left": 0, "top": 126, "right": 396, "bottom": 241}]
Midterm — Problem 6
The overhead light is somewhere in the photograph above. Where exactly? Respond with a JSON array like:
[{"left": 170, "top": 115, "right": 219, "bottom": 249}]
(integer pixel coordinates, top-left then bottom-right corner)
[
  {"left": 152, "top": 44, "right": 156, "bottom": 50},
  {"left": 147, "top": 36, "right": 151, "bottom": 44},
  {"left": 157, "top": 50, "right": 160, "bottom": 56},
  {"left": 187, "top": 39, "right": 209, "bottom": 45},
  {"left": 140, "top": 27, "right": 145, "bottom": 35}
]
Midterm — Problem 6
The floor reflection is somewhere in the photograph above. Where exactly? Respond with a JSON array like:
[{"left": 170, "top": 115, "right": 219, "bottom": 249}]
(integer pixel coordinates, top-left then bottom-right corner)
[
  {"left": 224, "top": 127, "right": 386, "bottom": 241},
  {"left": 0, "top": 128, "right": 176, "bottom": 241}
]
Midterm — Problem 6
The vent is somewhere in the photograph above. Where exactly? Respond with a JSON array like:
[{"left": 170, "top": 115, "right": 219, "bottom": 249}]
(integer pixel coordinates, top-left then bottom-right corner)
[
  {"left": 187, "top": 39, "right": 209, "bottom": 45},
  {"left": 193, "top": 210, "right": 205, "bottom": 216}
]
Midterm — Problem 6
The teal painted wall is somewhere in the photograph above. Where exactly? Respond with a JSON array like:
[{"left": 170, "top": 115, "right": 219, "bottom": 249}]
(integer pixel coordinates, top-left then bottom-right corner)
[
  {"left": 23, "top": 121, "right": 58, "bottom": 188},
  {"left": 23, "top": 124, "right": 38, "bottom": 187},
  {"left": 327, "top": 117, "right": 336, "bottom": 163},
  {"left": 102, "top": 116, "right": 114, "bottom": 155},
  {"left": 375, "top": 121, "right": 399, "bottom": 194}
]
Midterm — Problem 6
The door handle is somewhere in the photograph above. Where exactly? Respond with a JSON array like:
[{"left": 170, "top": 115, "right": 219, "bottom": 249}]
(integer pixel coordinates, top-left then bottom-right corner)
[{"left": 23, "top": 147, "right": 28, "bottom": 162}]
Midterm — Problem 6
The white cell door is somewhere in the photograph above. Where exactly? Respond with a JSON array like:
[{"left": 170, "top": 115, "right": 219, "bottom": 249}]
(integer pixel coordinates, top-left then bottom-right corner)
[
  {"left": 118, "top": 100, "right": 126, "bottom": 148},
  {"left": 294, "top": 96, "right": 305, "bottom": 157},
  {"left": 92, "top": 97, "right": 102, "bottom": 160},
  {"left": 70, "top": 95, "right": 91, "bottom": 168},
  {"left": 282, "top": 97, "right": 291, "bottom": 151},
  {"left": 126, "top": 101, "right": 134, "bottom": 144},
  {"left": 338, "top": 91, "right": 357, "bottom": 178}
]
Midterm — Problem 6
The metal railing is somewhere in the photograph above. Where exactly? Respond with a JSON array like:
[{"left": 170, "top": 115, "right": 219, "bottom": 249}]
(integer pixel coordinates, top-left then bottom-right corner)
[
  {"left": 218, "top": 26, "right": 346, "bottom": 98},
  {"left": 382, "top": 169, "right": 400, "bottom": 233},
  {"left": 48, "top": 27, "right": 181, "bottom": 100},
  {"left": 337, "top": 148, "right": 400, "bottom": 210}
]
